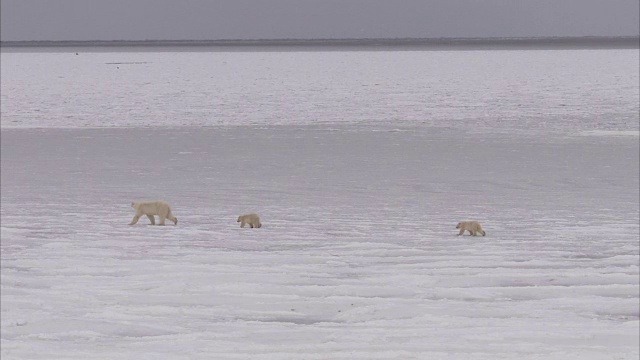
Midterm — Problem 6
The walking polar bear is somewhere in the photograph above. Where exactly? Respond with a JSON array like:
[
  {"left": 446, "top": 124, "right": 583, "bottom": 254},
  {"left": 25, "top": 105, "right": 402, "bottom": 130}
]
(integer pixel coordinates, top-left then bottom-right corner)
[
  {"left": 237, "top": 213, "right": 261, "bottom": 228},
  {"left": 456, "top": 221, "right": 485, "bottom": 236},
  {"left": 129, "top": 201, "right": 178, "bottom": 226}
]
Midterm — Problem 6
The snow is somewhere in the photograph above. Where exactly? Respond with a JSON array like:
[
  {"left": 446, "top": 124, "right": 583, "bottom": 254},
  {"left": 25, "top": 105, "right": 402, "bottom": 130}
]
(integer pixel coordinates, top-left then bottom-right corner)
[
  {"left": 579, "top": 130, "right": 640, "bottom": 137},
  {"left": 1, "top": 49, "right": 638, "bottom": 134},
  {"left": 1, "top": 48, "right": 639, "bottom": 359}
]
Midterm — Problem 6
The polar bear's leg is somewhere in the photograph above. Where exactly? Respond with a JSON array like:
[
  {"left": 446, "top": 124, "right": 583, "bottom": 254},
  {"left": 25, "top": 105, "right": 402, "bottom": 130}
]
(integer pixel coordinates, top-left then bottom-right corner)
[
  {"left": 240, "top": 221, "right": 246, "bottom": 228},
  {"left": 146, "top": 214, "right": 156, "bottom": 225},
  {"left": 471, "top": 230, "right": 477, "bottom": 236},
  {"left": 458, "top": 228, "right": 464, "bottom": 236},
  {"left": 158, "top": 214, "right": 166, "bottom": 226},
  {"left": 129, "top": 213, "right": 142, "bottom": 225},
  {"left": 166, "top": 210, "right": 178, "bottom": 225},
  {"left": 249, "top": 223, "right": 254, "bottom": 228}
]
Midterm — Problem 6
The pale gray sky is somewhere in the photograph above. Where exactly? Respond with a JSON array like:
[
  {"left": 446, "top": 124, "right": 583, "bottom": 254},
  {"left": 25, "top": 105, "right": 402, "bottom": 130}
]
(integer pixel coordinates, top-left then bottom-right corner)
[{"left": 1, "top": 0, "right": 639, "bottom": 41}]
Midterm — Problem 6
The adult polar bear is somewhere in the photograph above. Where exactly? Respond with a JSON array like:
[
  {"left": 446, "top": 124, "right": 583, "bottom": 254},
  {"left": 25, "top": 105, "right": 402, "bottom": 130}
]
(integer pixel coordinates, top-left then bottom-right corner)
[
  {"left": 237, "top": 213, "right": 261, "bottom": 228},
  {"left": 129, "top": 201, "right": 178, "bottom": 226},
  {"left": 456, "top": 221, "right": 485, "bottom": 236}
]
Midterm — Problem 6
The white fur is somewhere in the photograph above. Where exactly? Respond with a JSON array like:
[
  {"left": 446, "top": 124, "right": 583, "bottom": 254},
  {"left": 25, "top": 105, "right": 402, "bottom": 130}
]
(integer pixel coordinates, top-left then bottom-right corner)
[
  {"left": 456, "top": 221, "right": 485, "bottom": 236},
  {"left": 237, "top": 213, "right": 261, "bottom": 228},
  {"left": 129, "top": 201, "right": 178, "bottom": 226}
]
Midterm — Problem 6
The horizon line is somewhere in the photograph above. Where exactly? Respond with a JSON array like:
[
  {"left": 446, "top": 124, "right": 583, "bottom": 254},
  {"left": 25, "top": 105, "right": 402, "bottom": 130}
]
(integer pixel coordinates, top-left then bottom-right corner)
[{"left": 2, "top": 36, "right": 639, "bottom": 48}]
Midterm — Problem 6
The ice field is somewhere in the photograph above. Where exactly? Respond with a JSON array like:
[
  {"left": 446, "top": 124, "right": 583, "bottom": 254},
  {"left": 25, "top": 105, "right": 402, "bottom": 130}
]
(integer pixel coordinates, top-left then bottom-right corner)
[{"left": 1, "top": 48, "right": 639, "bottom": 359}]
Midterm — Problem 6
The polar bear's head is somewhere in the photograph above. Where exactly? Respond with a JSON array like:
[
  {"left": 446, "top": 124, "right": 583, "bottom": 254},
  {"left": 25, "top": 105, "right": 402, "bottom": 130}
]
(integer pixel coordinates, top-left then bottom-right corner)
[
  {"left": 455, "top": 222, "right": 462, "bottom": 229},
  {"left": 131, "top": 202, "right": 139, "bottom": 209},
  {"left": 237, "top": 216, "right": 242, "bottom": 222}
]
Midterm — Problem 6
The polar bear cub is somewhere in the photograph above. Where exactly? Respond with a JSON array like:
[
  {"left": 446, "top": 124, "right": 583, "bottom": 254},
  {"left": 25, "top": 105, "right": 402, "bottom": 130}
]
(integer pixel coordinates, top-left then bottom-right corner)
[
  {"left": 456, "top": 221, "right": 485, "bottom": 236},
  {"left": 129, "top": 201, "right": 178, "bottom": 226},
  {"left": 237, "top": 213, "right": 261, "bottom": 228}
]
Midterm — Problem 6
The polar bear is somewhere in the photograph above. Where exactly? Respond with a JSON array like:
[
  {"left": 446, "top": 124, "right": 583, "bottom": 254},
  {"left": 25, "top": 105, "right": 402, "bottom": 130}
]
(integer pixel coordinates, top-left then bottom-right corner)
[
  {"left": 129, "top": 201, "right": 178, "bottom": 226},
  {"left": 456, "top": 221, "right": 485, "bottom": 236},
  {"left": 237, "top": 213, "right": 261, "bottom": 228}
]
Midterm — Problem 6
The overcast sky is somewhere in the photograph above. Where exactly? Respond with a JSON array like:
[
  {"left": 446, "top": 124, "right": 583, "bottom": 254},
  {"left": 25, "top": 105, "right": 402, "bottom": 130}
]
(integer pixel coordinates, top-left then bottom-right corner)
[{"left": 1, "top": 0, "right": 639, "bottom": 41}]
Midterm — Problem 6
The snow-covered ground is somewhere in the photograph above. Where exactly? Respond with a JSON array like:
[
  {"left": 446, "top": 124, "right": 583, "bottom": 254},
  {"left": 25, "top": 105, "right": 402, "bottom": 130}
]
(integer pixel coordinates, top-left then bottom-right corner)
[
  {"left": 2, "top": 127, "right": 638, "bottom": 359},
  {"left": 1, "top": 49, "right": 638, "bottom": 134},
  {"left": 1, "top": 48, "right": 639, "bottom": 359}
]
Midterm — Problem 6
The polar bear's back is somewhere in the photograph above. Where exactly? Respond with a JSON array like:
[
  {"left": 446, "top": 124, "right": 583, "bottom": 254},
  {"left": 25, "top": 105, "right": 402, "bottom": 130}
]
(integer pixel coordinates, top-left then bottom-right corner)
[
  {"left": 239, "top": 213, "right": 260, "bottom": 221},
  {"left": 463, "top": 221, "right": 482, "bottom": 229},
  {"left": 133, "top": 201, "right": 171, "bottom": 215}
]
